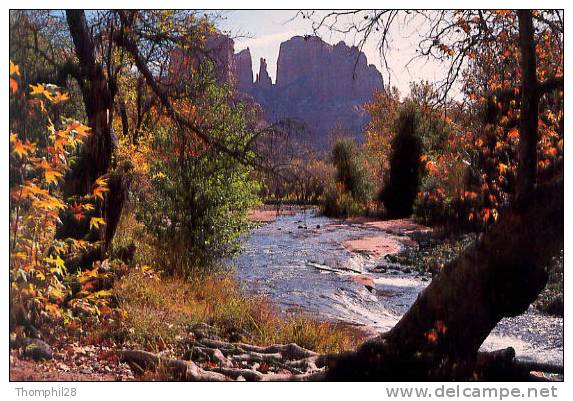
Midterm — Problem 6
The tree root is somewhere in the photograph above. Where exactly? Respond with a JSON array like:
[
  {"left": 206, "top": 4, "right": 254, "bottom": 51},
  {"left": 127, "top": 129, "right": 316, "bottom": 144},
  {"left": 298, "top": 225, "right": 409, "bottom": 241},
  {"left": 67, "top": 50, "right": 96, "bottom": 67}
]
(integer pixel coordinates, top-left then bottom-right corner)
[
  {"left": 119, "top": 335, "right": 326, "bottom": 381},
  {"left": 119, "top": 350, "right": 228, "bottom": 381},
  {"left": 120, "top": 342, "right": 562, "bottom": 381}
]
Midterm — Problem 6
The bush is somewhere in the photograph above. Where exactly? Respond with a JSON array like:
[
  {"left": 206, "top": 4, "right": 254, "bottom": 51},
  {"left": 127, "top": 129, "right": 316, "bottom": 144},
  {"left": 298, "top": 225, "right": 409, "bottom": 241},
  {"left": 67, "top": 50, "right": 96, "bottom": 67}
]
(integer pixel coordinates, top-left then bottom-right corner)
[
  {"left": 331, "top": 139, "right": 373, "bottom": 203},
  {"left": 322, "top": 138, "right": 373, "bottom": 217},
  {"left": 381, "top": 102, "right": 422, "bottom": 218},
  {"left": 322, "top": 184, "right": 363, "bottom": 218},
  {"left": 138, "top": 64, "right": 259, "bottom": 276}
]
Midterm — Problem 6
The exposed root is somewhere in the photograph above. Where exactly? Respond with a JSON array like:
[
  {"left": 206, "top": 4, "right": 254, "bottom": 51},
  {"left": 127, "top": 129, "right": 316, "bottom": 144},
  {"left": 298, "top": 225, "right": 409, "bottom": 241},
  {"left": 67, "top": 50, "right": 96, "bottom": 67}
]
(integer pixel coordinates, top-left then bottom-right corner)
[
  {"left": 119, "top": 328, "right": 325, "bottom": 381},
  {"left": 119, "top": 350, "right": 228, "bottom": 381}
]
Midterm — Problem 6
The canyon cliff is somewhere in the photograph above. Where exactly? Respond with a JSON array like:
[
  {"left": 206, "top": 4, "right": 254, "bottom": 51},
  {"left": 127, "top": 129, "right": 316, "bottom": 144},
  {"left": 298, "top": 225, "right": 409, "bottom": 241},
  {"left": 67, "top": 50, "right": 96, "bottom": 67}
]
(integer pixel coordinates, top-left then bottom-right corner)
[{"left": 235, "top": 36, "right": 384, "bottom": 150}]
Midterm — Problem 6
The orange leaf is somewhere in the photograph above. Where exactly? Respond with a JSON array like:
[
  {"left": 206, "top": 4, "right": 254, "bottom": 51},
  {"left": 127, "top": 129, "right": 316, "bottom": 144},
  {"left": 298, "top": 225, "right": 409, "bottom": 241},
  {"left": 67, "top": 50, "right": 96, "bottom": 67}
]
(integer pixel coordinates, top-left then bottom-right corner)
[
  {"left": 425, "top": 329, "right": 438, "bottom": 343},
  {"left": 507, "top": 128, "right": 519, "bottom": 140},
  {"left": 45, "top": 303, "right": 61, "bottom": 317},
  {"left": 93, "top": 186, "right": 110, "bottom": 201},
  {"left": 10, "top": 78, "right": 18, "bottom": 94},
  {"left": 12, "top": 139, "right": 28, "bottom": 158}
]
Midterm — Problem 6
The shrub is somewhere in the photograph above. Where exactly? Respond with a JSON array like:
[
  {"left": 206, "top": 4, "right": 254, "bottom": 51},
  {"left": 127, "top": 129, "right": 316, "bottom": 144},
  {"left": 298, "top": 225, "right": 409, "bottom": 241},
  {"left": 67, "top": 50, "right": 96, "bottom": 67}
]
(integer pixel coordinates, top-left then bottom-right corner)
[
  {"left": 138, "top": 64, "right": 259, "bottom": 276},
  {"left": 322, "top": 138, "right": 373, "bottom": 217},
  {"left": 9, "top": 63, "right": 114, "bottom": 329},
  {"left": 322, "top": 183, "right": 363, "bottom": 218},
  {"left": 381, "top": 102, "right": 422, "bottom": 218},
  {"left": 331, "top": 139, "right": 373, "bottom": 204}
]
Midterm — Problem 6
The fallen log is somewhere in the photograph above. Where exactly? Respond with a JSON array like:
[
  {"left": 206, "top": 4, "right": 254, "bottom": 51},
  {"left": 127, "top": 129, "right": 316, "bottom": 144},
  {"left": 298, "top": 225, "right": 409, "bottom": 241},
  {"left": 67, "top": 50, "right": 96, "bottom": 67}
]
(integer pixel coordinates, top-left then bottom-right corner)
[{"left": 307, "top": 262, "right": 364, "bottom": 275}]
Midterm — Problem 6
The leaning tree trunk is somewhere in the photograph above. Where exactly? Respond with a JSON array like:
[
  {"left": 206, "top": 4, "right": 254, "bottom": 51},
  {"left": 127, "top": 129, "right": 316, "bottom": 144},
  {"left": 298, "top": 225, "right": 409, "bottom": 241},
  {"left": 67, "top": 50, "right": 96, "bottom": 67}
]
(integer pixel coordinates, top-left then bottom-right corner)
[
  {"left": 324, "top": 10, "right": 561, "bottom": 381},
  {"left": 56, "top": 10, "right": 126, "bottom": 256},
  {"left": 325, "top": 178, "right": 562, "bottom": 380}
]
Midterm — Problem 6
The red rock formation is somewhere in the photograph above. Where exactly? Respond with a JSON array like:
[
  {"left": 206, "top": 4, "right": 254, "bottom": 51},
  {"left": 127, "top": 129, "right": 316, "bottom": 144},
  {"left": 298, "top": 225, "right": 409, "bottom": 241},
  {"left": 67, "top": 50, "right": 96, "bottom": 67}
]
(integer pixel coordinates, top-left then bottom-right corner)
[
  {"left": 234, "top": 48, "right": 253, "bottom": 91},
  {"left": 254, "top": 58, "right": 272, "bottom": 89},
  {"left": 234, "top": 36, "right": 384, "bottom": 150},
  {"left": 170, "top": 33, "right": 384, "bottom": 151}
]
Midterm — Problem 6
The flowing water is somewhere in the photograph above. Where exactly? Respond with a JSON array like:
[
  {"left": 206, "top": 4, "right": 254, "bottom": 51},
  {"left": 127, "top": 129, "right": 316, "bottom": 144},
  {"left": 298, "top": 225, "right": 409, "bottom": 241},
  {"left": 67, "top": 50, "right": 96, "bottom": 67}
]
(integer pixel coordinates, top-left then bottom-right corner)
[{"left": 232, "top": 211, "right": 563, "bottom": 366}]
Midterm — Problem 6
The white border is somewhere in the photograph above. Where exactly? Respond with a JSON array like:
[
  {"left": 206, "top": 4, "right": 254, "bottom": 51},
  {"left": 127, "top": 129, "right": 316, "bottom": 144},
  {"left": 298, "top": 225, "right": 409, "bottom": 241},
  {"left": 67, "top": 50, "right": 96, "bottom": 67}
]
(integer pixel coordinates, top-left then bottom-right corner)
[{"left": 1, "top": 2, "right": 570, "bottom": 400}]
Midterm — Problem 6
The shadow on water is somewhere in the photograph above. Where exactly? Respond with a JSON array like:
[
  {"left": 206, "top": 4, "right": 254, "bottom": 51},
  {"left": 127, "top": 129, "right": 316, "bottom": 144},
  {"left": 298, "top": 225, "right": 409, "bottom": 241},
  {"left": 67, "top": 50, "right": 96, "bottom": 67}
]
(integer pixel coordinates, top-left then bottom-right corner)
[{"left": 232, "top": 211, "right": 563, "bottom": 365}]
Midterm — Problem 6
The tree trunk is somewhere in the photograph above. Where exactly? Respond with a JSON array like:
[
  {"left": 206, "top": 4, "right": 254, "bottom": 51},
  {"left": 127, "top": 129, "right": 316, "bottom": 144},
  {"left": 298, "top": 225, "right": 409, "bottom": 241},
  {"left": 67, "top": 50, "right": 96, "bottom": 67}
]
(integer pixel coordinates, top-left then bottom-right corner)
[
  {"left": 325, "top": 178, "right": 561, "bottom": 380},
  {"left": 57, "top": 10, "right": 125, "bottom": 251},
  {"left": 515, "top": 10, "right": 539, "bottom": 206}
]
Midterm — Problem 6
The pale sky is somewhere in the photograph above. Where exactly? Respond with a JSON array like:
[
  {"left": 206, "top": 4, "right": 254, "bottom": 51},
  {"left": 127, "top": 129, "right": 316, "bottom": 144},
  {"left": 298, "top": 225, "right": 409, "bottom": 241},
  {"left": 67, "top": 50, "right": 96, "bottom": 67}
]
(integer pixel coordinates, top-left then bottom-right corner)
[{"left": 216, "top": 10, "right": 458, "bottom": 99}]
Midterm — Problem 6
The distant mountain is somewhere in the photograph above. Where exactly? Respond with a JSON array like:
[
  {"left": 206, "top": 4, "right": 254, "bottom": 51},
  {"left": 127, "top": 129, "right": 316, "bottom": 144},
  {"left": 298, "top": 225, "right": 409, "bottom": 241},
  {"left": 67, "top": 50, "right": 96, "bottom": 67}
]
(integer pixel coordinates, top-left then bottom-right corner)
[{"left": 235, "top": 36, "right": 384, "bottom": 150}]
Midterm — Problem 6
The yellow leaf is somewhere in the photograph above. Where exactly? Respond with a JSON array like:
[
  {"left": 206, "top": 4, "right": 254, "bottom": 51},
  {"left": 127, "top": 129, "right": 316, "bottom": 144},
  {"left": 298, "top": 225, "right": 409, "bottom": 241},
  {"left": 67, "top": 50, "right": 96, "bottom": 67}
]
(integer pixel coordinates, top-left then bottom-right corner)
[
  {"left": 92, "top": 289, "right": 113, "bottom": 298},
  {"left": 29, "top": 83, "right": 47, "bottom": 97},
  {"left": 48, "top": 286, "right": 65, "bottom": 302},
  {"left": 44, "top": 254, "right": 65, "bottom": 270},
  {"left": 10, "top": 61, "right": 20, "bottom": 76},
  {"left": 94, "top": 177, "right": 108, "bottom": 187},
  {"left": 51, "top": 91, "right": 70, "bottom": 104},
  {"left": 89, "top": 217, "right": 106, "bottom": 230},
  {"left": 44, "top": 168, "right": 64, "bottom": 185}
]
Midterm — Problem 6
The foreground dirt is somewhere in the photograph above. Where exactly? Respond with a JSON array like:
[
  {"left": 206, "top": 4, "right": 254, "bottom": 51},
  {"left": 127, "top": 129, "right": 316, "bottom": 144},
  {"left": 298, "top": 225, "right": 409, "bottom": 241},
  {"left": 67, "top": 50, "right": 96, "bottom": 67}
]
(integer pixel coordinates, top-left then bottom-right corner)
[{"left": 10, "top": 343, "right": 134, "bottom": 381}]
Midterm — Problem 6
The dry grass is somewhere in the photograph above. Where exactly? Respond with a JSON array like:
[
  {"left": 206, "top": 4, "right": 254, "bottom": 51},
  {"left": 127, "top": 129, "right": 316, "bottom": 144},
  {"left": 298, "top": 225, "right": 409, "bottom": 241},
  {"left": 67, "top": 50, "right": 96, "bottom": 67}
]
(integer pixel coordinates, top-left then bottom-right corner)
[{"left": 110, "top": 271, "right": 364, "bottom": 354}]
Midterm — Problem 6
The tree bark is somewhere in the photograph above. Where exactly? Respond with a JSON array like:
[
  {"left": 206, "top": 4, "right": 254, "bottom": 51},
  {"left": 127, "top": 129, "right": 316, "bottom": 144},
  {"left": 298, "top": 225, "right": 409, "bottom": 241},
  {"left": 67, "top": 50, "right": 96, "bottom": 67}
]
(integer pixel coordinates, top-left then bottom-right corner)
[{"left": 515, "top": 10, "right": 539, "bottom": 206}]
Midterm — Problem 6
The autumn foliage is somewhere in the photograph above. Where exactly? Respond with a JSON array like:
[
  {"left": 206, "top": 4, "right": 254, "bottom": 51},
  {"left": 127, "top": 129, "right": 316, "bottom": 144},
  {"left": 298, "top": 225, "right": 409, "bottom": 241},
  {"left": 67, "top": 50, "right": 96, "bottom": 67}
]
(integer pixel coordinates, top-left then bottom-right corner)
[
  {"left": 9, "top": 62, "right": 115, "bottom": 331},
  {"left": 364, "top": 10, "right": 563, "bottom": 230}
]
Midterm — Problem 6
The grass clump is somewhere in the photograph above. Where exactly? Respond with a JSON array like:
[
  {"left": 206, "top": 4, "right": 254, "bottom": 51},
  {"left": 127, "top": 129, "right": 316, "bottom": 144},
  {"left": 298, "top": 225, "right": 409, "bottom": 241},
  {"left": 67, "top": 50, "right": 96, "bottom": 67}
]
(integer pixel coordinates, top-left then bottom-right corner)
[{"left": 108, "top": 270, "right": 364, "bottom": 354}]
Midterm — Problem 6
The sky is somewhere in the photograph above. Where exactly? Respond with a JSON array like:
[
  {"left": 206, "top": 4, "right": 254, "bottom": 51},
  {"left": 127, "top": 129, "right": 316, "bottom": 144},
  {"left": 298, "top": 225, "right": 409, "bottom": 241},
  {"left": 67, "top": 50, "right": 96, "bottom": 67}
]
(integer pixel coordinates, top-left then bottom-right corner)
[{"left": 216, "top": 10, "right": 458, "bottom": 98}]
